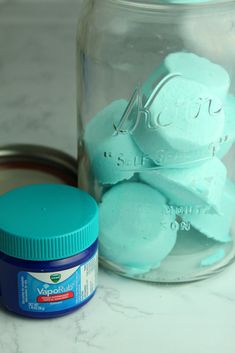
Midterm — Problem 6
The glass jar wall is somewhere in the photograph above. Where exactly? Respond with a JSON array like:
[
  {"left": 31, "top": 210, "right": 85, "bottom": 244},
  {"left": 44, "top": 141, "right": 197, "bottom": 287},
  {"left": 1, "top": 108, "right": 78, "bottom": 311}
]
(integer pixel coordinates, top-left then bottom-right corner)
[{"left": 77, "top": 0, "right": 235, "bottom": 282}]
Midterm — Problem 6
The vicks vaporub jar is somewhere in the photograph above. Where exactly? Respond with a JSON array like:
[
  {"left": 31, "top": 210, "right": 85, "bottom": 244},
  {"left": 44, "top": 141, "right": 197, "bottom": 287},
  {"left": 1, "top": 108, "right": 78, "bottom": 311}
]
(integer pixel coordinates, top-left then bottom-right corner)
[{"left": 0, "top": 184, "right": 98, "bottom": 318}]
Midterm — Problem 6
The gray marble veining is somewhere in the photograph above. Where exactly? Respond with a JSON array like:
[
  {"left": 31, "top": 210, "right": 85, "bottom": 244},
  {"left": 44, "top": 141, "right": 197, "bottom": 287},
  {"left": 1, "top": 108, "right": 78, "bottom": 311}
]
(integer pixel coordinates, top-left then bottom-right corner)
[
  {"left": 0, "top": 2, "right": 81, "bottom": 157},
  {"left": 1, "top": 266, "right": 235, "bottom": 353}
]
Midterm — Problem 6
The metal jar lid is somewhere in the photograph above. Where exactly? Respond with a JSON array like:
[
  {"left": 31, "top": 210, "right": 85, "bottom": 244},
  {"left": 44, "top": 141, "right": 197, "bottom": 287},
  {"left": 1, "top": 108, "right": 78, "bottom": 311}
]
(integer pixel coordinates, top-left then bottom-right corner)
[{"left": 0, "top": 144, "right": 77, "bottom": 195}]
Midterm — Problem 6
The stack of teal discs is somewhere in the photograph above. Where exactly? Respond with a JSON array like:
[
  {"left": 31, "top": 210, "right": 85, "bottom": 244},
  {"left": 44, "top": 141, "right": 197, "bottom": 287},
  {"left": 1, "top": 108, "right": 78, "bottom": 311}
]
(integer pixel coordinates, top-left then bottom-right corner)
[{"left": 84, "top": 52, "right": 235, "bottom": 275}]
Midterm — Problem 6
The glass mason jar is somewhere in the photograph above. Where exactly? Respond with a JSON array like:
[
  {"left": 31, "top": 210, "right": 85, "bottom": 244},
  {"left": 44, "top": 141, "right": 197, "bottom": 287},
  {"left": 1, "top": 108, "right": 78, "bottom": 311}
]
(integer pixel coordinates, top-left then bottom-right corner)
[{"left": 77, "top": 0, "right": 235, "bottom": 282}]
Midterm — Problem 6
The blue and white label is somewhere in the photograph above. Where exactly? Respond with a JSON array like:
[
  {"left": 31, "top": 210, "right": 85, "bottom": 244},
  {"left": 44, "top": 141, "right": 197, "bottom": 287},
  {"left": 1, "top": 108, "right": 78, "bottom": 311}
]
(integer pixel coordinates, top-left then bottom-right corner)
[{"left": 18, "top": 251, "right": 98, "bottom": 313}]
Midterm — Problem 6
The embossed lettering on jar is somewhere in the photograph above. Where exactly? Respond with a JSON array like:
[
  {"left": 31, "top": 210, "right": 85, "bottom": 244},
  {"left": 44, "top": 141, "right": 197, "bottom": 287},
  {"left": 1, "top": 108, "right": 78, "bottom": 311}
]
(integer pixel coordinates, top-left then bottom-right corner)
[{"left": 77, "top": 0, "right": 235, "bottom": 282}]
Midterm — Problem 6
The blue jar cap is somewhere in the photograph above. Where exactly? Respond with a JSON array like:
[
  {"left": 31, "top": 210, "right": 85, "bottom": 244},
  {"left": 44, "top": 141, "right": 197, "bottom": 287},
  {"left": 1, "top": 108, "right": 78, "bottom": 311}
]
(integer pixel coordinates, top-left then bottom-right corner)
[{"left": 0, "top": 184, "right": 99, "bottom": 261}]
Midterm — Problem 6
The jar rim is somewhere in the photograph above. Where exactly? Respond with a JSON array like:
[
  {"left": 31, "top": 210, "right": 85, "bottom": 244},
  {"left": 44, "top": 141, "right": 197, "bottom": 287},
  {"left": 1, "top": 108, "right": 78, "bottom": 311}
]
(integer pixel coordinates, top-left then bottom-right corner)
[{"left": 100, "top": 0, "right": 235, "bottom": 12}]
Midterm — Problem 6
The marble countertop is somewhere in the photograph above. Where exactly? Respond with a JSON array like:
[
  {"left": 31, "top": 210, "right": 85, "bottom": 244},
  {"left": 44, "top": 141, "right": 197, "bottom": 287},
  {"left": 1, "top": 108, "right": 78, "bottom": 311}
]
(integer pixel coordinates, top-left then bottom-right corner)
[
  {"left": 0, "top": 0, "right": 79, "bottom": 157},
  {"left": 1, "top": 265, "right": 235, "bottom": 353},
  {"left": 0, "top": 2, "right": 235, "bottom": 353}
]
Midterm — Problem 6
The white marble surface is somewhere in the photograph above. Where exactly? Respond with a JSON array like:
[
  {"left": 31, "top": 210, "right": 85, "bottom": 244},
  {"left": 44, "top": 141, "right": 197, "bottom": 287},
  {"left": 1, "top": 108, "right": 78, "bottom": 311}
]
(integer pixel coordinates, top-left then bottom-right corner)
[
  {"left": 0, "top": 2, "right": 235, "bottom": 353},
  {"left": 1, "top": 265, "right": 235, "bottom": 353},
  {"left": 0, "top": 1, "right": 80, "bottom": 157}
]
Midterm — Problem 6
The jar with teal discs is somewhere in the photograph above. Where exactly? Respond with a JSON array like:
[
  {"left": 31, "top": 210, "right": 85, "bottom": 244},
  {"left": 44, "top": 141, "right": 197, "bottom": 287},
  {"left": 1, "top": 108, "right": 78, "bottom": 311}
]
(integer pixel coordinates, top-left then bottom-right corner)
[{"left": 77, "top": 0, "right": 235, "bottom": 282}]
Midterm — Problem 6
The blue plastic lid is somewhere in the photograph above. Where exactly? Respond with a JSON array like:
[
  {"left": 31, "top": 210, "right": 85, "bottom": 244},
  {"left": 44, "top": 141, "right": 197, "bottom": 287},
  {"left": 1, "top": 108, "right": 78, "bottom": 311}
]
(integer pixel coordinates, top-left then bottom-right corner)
[{"left": 0, "top": 184, "right": 99, "bottom": 261}]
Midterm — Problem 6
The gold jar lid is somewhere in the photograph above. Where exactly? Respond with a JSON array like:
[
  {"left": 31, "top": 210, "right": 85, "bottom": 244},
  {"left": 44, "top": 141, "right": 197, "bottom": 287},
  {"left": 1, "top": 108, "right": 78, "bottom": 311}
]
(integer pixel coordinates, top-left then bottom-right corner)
[{"left": 0, "top": 144, "right": 77, "bottom": 195}]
